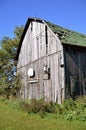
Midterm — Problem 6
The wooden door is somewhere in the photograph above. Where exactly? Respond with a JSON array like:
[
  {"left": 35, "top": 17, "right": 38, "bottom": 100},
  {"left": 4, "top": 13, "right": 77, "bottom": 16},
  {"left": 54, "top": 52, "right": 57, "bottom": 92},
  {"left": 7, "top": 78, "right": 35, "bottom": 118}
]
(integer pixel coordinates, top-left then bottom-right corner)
[{"left": 43, "top": 79, "right": 52, "bottom": 101}]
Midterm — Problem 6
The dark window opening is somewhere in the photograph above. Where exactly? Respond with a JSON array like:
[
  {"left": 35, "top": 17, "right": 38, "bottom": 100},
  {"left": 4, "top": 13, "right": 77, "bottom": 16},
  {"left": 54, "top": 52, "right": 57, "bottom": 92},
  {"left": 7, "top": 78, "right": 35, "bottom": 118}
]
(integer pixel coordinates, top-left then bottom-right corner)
[
  {"left": 48, "top": 68, "right": 50, "bottom": 79},
  {"left": 45, "top": 26, "right": 48, "bottom": 54},
  {"left": 31, "top": 22, "right": 33, "bottom": 31}
]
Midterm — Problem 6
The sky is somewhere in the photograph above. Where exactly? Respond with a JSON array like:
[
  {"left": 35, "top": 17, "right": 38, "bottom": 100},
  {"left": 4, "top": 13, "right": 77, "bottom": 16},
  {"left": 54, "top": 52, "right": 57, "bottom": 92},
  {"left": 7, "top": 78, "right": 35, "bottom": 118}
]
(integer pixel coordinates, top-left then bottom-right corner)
[{"left": 0, "top": 0, "right": 86, "bottom": 41}]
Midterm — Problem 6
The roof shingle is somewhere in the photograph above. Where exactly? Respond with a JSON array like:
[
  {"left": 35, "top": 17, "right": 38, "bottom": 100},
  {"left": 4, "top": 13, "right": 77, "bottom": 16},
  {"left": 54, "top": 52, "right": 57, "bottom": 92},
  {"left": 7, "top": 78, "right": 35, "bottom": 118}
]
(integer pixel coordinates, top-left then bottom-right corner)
[{"left": 46, "top": 21, "right": 86, "bottom": 47}]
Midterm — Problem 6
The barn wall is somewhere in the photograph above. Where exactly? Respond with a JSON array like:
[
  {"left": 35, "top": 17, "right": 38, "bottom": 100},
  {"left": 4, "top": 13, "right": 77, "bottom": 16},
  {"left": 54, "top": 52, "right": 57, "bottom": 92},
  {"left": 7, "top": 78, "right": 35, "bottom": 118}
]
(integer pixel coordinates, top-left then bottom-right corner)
[
  {"left": 17, "top": 21, "right": 65, "bottom": 103},
  {"left": 64, "top": 45, "right": 86, "bottom": 99}
]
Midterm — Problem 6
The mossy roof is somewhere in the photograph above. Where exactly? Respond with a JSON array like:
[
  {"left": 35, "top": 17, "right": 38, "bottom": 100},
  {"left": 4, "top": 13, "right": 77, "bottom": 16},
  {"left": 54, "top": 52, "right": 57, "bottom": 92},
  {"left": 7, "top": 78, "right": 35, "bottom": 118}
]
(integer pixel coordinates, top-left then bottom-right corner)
[
  {"left": 16, "top": 18, "right": 86, "bottom": 60},
  {"left": 46, "top": 21, "right": 86, "bottom": 47}
]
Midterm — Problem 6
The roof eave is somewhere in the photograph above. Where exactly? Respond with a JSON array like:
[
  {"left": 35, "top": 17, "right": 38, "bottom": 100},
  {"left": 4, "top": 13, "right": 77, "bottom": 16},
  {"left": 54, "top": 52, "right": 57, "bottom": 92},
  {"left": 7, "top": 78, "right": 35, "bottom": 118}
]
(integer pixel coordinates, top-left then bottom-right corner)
[{"left": 62, "top": 42, "right": 86, "bottom": 48}]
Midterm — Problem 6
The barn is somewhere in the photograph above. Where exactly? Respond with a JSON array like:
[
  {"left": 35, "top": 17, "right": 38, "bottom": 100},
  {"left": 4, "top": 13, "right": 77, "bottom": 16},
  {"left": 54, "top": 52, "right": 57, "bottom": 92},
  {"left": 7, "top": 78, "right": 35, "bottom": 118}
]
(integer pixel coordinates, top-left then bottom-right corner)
[{"left": 16, "top": 17, "right": 86, "bottom": 104}]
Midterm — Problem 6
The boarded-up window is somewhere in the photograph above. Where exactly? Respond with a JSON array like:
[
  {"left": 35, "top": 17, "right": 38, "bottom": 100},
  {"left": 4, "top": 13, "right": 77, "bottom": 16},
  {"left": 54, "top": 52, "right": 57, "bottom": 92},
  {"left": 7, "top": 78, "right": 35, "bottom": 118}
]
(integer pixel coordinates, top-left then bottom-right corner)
[{"left": 70, "top": 76, "right": 78, "bottom": 95}]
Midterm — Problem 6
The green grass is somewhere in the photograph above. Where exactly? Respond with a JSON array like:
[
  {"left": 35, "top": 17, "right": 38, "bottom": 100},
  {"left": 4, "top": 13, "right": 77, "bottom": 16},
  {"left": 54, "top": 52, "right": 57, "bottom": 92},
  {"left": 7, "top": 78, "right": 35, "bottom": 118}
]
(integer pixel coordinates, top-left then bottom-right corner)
[{"left": 0, "top": 98, "right": 86, "bottom": 130}]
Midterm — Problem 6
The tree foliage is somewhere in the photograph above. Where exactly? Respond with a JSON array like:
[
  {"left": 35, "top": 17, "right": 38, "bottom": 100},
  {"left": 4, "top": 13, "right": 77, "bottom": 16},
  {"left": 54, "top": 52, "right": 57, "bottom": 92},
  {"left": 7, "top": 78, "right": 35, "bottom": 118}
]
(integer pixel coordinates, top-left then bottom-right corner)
[{"left": 0, "top": 25, "right": 24, "bottom": 98}]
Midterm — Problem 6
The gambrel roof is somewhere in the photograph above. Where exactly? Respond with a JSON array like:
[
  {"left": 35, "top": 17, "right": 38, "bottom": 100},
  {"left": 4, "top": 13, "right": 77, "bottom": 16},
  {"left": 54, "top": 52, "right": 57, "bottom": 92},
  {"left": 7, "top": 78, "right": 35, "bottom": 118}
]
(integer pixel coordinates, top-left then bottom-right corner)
[{"left": 16, "top": 17, "right": 86, "bottom": 60}]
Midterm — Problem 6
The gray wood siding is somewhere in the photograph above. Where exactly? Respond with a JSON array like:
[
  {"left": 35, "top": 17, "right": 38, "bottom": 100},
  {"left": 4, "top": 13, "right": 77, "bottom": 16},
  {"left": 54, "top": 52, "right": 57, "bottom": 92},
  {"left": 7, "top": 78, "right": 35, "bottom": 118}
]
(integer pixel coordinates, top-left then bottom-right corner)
[
  {"left": 64, "top": 46, "right": 86, "bottom": 99},
  {"left": 17, "top": 21, "right": 46, "bottom": 68},
  {"left": 17, "top": 21, "right": 65, "bottom": 103}
]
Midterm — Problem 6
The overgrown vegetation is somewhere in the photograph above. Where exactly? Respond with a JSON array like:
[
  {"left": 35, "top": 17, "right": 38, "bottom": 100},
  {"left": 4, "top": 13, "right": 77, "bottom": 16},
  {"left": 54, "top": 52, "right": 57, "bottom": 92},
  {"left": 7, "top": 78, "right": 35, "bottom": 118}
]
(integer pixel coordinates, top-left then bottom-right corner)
[
  {"left": 1, "top": 96, "right": 86, "bottom": 121},
  {"left": 19, "top": 97, "right": 86, "bottom": 121},
  {"left": 0, "top": 96, "right": 86, "bottom": 130},
  {"left": 0, "top": 26, "right": 24, "bottom": 99},
  {"left": 1, "top": 98, "right": 86, "bottom": 130}
]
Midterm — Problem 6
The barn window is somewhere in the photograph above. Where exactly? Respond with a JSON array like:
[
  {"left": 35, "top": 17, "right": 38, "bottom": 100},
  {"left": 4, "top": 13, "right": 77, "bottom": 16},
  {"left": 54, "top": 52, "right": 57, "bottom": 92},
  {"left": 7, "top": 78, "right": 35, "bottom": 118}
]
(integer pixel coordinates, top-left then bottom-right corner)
[
  {"left": 70, "top": 76, "right": 78, "bottom": 99},
  {"left": 45, "top": 26, "right": 48, "bottom": 54}
]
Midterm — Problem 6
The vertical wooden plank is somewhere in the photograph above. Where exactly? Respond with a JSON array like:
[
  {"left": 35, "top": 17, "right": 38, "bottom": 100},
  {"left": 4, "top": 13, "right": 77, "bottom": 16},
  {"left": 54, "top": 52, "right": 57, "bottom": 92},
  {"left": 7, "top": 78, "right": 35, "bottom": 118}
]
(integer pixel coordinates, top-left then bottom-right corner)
[{"left": 17, "top": 20, "right": 65, "bottom": 104}]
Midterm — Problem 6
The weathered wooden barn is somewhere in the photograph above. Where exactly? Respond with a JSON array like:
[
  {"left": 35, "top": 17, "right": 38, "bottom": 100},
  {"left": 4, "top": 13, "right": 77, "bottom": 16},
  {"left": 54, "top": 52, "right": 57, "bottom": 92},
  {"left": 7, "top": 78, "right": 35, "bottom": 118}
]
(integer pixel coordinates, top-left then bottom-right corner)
[{"left": 16, "top": 17, "right": 86, "bottom": 103}]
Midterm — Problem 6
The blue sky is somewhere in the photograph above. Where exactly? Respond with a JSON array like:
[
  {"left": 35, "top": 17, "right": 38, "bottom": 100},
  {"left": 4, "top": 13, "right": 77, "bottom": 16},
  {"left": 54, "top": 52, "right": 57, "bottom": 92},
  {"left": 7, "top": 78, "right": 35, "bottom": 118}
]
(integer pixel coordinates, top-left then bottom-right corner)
[{"left": 0, "top": 0, "right": 86, "bottom": 40}]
